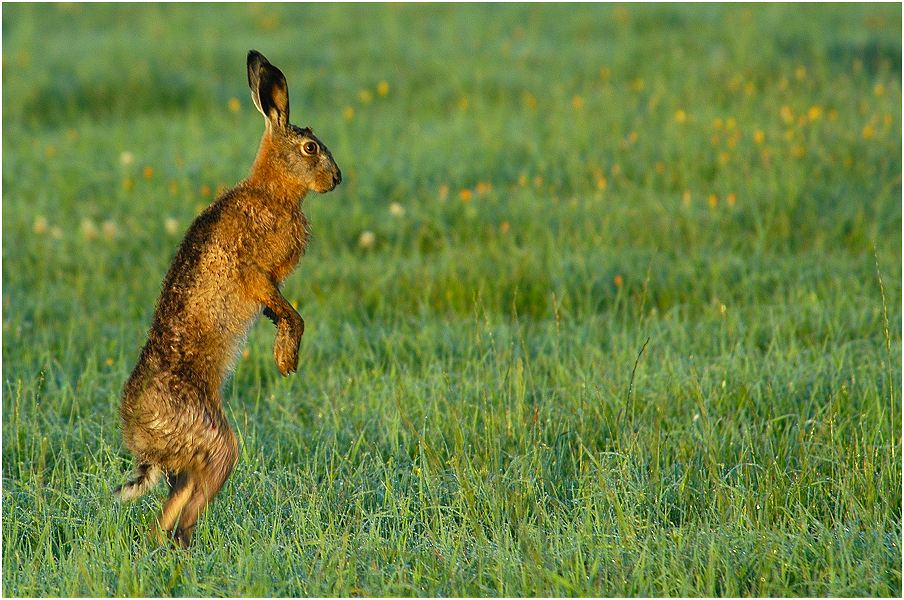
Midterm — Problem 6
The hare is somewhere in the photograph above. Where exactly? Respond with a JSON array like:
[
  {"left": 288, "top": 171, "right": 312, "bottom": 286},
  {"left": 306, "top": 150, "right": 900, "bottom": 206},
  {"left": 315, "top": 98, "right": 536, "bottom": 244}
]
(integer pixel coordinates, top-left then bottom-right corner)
[{"left": 115, "top": 50, "right": 341, "bottom": 547}]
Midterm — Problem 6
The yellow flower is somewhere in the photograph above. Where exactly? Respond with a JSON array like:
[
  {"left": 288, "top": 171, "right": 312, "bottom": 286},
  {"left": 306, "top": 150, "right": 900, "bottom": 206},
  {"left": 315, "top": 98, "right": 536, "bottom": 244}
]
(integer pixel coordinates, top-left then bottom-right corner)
[
  {"left": 122, "top": 178, "right": 134, "bottom": 193},
  {"left": 655, "top": 161, "right": 665, "bottom": 174},
  {"left": 102, "top": 220, "right": 119, "bottom": 240},
  {"left": 475, "top": 182, "right": 492, "bottom": 195},
  {"left": 807, "top": 105, "right": 823, "bottom": 121},
  {"left": 499, "top": 221, "right": 510, "bottom": 235},
  {"left": 438, "top": 184, "right": 449, "bottom": 200},
  {"left": 874, "top": 83, "right": 885, "bottom": 96},
  {"left": 358, "top": 89, "right": 373, "bottom": 104},
  {"left": 795, "top": 65, "right": 807, "bottom": 81},
  {"left": 200, "top": 184, "right": 211, "bottom": 197},
  {"left": 227, "top": 97, "right": 241, "bottom": 113},
  {"left": 629, "top": 78, "right": 645, "bottom": 92},
  {"left": 862, "top": 124, "right": 875, "bottom": 140},
  {"left": 105, "top": 357, "right": 114, "bottom": 367},
  {"left": 571, "top": 95, "right": 584, "bottom": 110},
  {"left": 674, "top": 109, "right": 687, "bottom": 124},
  {"left": 81, "top": 218, "right": 99, "bottom": 241},
  {"left": 712, "top": 117, "right": 723, "bottom": 130},
  {"left": 33, "top": 216, "right": 49, "bottom": 235},
  {"left": 681, "top": 191, "right": 692, "bottom": 206},
  {"left": 459, "top": 188, "right": 472, "bottom": 202},
  {"left": 343, "top": 106, "right": 355, "bottom": 121},
  {"left": 780, "top": 105, "right": 794, "bottom": 124},
  {"left": 377, "top": 81, "right": 389, "bottom": 97},
  {"left": 143, "top": 165, "right": 154, "bottom": 180},
  {"left": 753, "top": 130, "right": 765, "bottom": 145},
  {"left": 522, "top": 92, "right": 537, "bottom": 110},
  {"left": 596, "top": 175, "right": 608, "bottom": 190},
  {"left": 45, "top": 144, "right": 56, "bottom": 159},
  {"left": 726, "top": 193, "right": 737, "bottom": 207},
  {"left": 614, "top": 274, "right": 623, "bottom": 287},
  {"left": 457, "top": 96, "right": 469, "bottom": 111},
  {"left": 708, "top": 194, "right": 718, "bottom": 208}
]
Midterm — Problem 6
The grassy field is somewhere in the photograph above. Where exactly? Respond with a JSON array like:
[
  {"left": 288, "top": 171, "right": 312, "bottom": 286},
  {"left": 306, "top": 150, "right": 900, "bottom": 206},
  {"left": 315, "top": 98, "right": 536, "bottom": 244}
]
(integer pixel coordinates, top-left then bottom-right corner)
[{"left": 2, "top": 3, "right": 901, "bottom": 596}]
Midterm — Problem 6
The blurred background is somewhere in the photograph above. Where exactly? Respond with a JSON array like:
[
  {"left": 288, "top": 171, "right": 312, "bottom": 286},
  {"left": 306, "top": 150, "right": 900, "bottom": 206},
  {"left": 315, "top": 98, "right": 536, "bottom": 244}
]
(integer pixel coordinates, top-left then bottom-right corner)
[{"left": 2, "top": 3, "right": 902, "bottom": 597}]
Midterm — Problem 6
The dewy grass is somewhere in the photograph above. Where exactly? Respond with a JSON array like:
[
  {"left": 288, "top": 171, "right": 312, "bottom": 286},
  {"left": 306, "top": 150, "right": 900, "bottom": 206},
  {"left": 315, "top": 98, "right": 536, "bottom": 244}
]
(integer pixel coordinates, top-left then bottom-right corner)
[{"left": 2, "top": 3, "right": 902, "bottom": 597}]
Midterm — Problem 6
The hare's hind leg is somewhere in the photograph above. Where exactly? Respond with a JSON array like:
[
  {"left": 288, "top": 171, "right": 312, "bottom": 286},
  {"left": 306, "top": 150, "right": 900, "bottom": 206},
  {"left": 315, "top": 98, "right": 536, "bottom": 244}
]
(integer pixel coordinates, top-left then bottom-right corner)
[
  {"left": 151, "top": 471, "right": 195, "bottom": 545},
  {"left": 173, "top": 432, "right": 239, "bottom": 548}
]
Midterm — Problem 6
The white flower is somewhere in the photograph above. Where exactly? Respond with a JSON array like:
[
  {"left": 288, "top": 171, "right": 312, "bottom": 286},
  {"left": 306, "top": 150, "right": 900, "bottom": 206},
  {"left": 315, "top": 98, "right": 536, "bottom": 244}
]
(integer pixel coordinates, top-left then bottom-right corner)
[
  {"left": 358, "top": 230, "right": 376, "bottom": 249},
  {"left": 389, "top": 202, "right": 405, "bottom": 217},
  {"left": 164, "top": 217, "right": 180, "bottom": 235},
  {"left": 80, "top": 218, "right": 99, "bottom": 240},
  {"left": 119, "top": 151, "right": 134, "bottom": 166}
]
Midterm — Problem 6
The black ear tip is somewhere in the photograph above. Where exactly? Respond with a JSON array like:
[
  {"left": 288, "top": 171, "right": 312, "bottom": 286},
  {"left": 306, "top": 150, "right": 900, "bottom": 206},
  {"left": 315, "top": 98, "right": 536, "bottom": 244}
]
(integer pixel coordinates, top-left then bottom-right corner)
[{"left": 247, "top": 50, "right": 267, "bottom": 67}]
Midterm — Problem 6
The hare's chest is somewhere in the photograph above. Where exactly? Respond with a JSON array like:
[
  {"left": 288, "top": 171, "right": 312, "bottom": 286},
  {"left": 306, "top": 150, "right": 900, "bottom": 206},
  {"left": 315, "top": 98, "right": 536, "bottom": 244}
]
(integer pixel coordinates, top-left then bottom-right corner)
[{"left": 269, "top": 212, "right": 308, "bottom": 283}]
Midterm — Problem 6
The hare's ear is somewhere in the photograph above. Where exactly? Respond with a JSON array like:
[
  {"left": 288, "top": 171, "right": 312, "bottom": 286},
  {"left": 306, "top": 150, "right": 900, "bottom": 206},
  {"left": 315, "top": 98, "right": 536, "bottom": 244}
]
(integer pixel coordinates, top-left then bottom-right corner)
[{"left": 247, "top": 50, "right": 290, "bottom": 128}]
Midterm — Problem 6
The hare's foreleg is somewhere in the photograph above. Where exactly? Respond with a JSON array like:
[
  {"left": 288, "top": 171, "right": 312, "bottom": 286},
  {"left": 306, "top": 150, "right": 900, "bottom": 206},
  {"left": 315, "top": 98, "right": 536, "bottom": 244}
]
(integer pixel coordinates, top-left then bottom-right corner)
[{"left": 246, "top": 268, "right": 304, "bottom": 375}]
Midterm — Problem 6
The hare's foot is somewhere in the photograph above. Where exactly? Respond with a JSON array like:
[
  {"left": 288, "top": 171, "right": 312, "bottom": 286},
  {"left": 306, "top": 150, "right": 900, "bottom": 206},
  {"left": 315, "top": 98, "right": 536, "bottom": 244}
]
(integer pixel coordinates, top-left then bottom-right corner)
[{"left": 274, "top": 323, "right": 301, "bottom": 375}]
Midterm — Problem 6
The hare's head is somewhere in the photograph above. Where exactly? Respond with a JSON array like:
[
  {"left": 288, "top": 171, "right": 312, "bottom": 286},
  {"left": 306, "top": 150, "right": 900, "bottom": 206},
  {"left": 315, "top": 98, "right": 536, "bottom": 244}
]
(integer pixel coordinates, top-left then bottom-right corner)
[{"left": 247, "top": 50, "right": 341, "bottom": 194}]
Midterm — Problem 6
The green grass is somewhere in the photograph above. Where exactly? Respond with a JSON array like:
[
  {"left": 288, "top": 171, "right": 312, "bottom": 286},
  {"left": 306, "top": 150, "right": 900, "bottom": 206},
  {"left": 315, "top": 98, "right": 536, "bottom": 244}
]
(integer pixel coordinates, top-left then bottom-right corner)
[{"left": 2, "top": 3, "right": 901, "bottom": 596}]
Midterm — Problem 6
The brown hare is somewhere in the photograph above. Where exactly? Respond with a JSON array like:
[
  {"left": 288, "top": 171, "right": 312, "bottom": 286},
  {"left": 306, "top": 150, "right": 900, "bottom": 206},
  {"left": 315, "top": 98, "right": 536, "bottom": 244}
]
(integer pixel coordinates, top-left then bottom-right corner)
[{"left": 115, "top": 50, "right": 341, "bottom": 547}]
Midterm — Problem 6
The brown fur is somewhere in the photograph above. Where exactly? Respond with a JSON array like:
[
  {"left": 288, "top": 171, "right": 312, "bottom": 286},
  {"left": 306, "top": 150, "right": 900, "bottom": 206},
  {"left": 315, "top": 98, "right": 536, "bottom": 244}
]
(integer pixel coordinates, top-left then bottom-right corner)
[{"left": 116, "top": 50, "right": 341, "bottom": 548}]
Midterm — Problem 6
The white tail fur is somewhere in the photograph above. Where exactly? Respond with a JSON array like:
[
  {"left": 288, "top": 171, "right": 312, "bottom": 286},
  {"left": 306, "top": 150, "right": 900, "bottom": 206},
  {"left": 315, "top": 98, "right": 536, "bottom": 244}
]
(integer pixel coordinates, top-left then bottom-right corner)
[{"left": 114, "top": 464, "right": 163, "bottom": 502}]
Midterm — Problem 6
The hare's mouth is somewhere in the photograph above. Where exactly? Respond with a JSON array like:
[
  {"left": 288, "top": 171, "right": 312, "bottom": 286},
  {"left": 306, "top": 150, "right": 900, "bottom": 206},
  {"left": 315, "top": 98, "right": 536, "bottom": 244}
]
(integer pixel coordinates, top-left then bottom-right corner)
[{"left": 321, "top": 170, "right": 341, "bottom": 192}]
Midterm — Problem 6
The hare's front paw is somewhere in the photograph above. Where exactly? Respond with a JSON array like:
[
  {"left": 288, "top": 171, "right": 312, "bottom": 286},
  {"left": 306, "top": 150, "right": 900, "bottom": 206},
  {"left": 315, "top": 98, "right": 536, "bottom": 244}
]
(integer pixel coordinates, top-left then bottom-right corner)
[{"left": 274, "top": 329, "right": 300, "bottom": 376}]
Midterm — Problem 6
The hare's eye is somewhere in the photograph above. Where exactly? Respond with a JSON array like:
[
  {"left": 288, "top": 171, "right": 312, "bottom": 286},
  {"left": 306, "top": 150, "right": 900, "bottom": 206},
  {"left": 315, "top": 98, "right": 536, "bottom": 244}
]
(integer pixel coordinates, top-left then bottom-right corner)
[{"left": 302, "top": 141, "right": 319, "bottom": 155}]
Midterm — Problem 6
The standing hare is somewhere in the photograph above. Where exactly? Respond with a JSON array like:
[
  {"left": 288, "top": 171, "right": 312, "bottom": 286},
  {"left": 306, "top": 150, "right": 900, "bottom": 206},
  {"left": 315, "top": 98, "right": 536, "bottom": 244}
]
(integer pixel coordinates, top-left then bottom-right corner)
[{"left": 115, "top": 50, "right": 341, "bottom": 547}]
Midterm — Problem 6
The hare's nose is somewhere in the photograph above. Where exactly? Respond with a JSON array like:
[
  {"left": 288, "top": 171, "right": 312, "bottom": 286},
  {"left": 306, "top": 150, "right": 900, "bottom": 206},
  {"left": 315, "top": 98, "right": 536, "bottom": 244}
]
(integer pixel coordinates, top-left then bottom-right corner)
[{"left": 333, "top": 169, "right": 342, "bottom": 186}]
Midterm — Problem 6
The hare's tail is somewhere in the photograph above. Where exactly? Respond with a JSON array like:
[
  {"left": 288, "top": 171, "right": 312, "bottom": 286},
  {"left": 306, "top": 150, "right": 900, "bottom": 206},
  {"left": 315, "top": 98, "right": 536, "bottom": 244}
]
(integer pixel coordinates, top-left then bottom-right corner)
[{"left": 114, "top": 463, "right": 163, "bottom": 502}]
